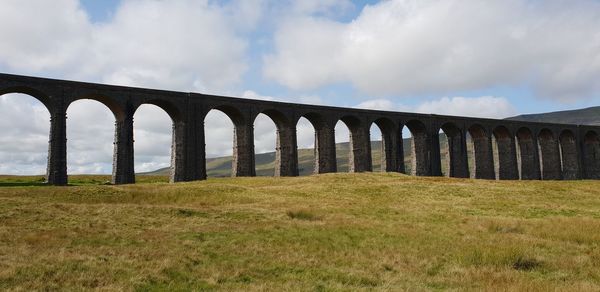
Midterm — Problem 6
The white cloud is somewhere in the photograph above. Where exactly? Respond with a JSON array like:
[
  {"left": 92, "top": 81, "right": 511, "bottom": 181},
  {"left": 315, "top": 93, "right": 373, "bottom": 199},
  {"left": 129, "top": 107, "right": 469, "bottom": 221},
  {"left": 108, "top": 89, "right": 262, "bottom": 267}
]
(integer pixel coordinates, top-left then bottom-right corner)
[
  {"left": 355, "top": 99, "right": 396, "bottom": 111},
  {"left": 415, "top": 96, "right": 517, "bottom": 119},
  {"left": 264, "top": 0, "right": 600, "bottom": 101},
  {"left": 355, "top": 96, "right": 517, "bottom": 119}
]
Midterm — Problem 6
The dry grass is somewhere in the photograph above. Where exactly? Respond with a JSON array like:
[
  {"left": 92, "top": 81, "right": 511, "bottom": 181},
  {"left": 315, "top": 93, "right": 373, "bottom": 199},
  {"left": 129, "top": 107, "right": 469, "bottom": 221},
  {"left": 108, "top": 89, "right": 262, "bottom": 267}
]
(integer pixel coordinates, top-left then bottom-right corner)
[{"left": 1, "top": 173, "right": 600, "bottom": 291}]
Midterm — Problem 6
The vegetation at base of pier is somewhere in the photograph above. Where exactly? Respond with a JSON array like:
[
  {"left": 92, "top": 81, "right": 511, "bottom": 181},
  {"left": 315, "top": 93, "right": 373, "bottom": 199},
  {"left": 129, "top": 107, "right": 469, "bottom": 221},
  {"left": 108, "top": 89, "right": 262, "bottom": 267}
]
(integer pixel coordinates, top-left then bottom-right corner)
[{"left": 1, "top": 173, "right": 600, "bottom": 291}]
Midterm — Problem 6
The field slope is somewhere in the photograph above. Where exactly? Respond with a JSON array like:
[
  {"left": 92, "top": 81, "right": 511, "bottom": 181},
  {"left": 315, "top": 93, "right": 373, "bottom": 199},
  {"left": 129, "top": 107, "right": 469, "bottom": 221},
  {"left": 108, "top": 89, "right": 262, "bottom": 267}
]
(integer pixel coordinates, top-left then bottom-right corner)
[{"left": 1, "top": 174, "right": 600, "bottom": 290}]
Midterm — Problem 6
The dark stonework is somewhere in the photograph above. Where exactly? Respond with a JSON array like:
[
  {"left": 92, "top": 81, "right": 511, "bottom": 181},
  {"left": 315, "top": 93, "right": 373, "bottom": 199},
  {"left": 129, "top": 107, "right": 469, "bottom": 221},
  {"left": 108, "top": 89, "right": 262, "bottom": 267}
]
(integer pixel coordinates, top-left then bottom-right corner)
[
  {"left": 0, "top": 73, "right": 598, "bottom": 184},
  {"left": 516, "top": 127, "right": 541, "bottom": 180}
]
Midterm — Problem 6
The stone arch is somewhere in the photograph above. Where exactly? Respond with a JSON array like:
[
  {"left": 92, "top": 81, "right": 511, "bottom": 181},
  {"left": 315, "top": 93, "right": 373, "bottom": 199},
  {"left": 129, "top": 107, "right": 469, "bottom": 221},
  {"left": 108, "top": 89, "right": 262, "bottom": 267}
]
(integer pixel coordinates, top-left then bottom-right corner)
[
  {"left": 559, "top": 129, "right": 579, "bottom": 180},
  {"left": 254, "top": 109, "right": 297, "bottom": 177},
  {"left": 492, "top": 126, "right": 518, "bottom": 180},
  {"left": 371, "top": 117, "right": 400, "bottom": 172},
  {"left": 207, "top": 105, "right": 253, "bottom": 177},
  {"left": 439, "top": 122, "right": 468, "bottom": 178},
  {"left": 583, "top": 131, "right": 600, "bottom": 179},
  {"left": 467, "top": 124, "right": 495, "bottom": 179},
  {"left": 538, "top": 128, "right": 562, "bottom": 180},
  {"left": 0, "top": 86, "right": 52, "bottom": 110},
  {"left": 69, "top": 94, "right": 125, "bottom": 121},
  {"left": 404, "top": 119, "right": 430, "bottom": 176},
  {"left": 515, "top": 127, "right": 540, "bottom": 180},
  {"left": 298, "top": 112, "right": 336, "bottom": 174},
  {"left": 337, "top": 115, "right": 371, "bottom": 172}
]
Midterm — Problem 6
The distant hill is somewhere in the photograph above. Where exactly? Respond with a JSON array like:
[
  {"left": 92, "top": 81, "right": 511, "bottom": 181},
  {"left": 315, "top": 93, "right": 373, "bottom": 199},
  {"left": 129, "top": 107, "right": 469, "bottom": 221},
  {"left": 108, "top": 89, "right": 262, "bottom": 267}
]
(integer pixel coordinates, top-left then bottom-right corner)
[
  {"left": 142, "top": 140, "right": 436, "bottom": 177},
  {"left": 507, "top": 106, "right": 600, "bottom": 125}
]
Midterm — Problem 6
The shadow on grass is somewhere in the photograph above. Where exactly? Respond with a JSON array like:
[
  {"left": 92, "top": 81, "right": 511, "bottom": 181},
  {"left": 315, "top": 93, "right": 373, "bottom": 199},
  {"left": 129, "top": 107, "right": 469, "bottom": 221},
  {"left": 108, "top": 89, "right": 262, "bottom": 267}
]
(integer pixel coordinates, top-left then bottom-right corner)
[{"left": 0, "top": 182, "right": 49, "bottom": 187}]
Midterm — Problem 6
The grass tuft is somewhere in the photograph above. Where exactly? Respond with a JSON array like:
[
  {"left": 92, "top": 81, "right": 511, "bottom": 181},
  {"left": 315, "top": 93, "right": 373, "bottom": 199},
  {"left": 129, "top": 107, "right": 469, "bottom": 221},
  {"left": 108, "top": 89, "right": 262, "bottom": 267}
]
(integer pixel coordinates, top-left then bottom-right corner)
[
  {"left": 512, "top": 255, "right": 543, "bottom": 271},
  {"left": 286, "top": 209, "right": 321, "bottom": 221}
]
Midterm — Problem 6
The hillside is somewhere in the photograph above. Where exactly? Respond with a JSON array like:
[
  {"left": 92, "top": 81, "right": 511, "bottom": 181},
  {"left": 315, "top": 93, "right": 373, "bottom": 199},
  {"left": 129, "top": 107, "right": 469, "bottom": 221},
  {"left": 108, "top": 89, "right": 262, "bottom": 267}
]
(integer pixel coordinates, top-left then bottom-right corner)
[
  {"left": 1, "top": 173, "right": 599, "bottom": 290},
  {"left": 507, "top": 106, "right": 600, "bottom": 125},
  {"left": 144, "top": 140, "right": 421, "bottom": 177}
]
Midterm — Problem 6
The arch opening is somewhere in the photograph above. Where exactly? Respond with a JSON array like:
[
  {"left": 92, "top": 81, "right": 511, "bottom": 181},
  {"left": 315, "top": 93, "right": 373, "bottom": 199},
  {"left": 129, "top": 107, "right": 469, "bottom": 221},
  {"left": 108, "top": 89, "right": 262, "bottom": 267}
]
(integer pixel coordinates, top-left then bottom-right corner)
[
  {"left": 253, "top": 113, "right": 277, "bottom": 176},
  {"left": 133, "top": 104, "right": 173, "bottom": 182},
  {"left": 0, "top": 93, "right": 50, "bottom": 180},
  {"left": 334, "top": 119, "right": 352, "bottom": 172},
  {"left": 559, "top": 130, "right": 578, "bottom": 180},
  {"left": 204, "top": 109, "right": 236, "bottom": 177},
  {"left": 439, "top": 122, "right": 468, "bottom": 178},
  {"left": 371, "top": 118, "right": 398, "bottom": 173},
  {"left": 296, "top": 116, "right": 316, "bottom": 176},
  {"left": 66, "top": 99, "right": 115, "bottom": 181}
]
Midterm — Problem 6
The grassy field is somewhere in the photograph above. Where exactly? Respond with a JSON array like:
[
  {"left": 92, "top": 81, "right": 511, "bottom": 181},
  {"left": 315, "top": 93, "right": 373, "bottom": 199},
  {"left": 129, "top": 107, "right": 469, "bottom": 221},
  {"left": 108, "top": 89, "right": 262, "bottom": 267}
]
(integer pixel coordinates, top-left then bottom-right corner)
[{"left": 1, "top": 174, "right": 600, "bottom": 291}]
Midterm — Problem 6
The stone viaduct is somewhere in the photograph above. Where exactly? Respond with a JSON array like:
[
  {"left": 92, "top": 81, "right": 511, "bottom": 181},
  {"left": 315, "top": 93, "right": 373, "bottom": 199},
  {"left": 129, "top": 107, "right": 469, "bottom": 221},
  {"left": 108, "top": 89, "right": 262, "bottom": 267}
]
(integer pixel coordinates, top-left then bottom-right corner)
[{"left": 1, "top": 73, "right": 600, "bottom": 186}]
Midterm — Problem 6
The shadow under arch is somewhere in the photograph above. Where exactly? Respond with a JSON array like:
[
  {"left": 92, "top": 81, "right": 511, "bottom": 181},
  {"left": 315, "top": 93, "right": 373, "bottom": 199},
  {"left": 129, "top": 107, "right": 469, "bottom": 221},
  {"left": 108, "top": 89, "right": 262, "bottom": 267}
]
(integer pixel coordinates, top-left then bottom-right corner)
[
  {"left": 515, "top": 127, "right": 540, "bottom": 180},
  {"left": 439, "top": 122, "right": 468, "bottom": 178},
  {"left": 559, "top": 129, "right": 579, "bottom": 180},
  {"left": 538, "top": 128, "right": 562, "bottom": 180},
  {"left": 371, "top": 117, "right": 400, "bottom": 173},
  {"left": 404, "top": 119, "right": 429, "bottom": 176},
  {"left": 583, "top": 130, "right": 600, "bottom": 179}
]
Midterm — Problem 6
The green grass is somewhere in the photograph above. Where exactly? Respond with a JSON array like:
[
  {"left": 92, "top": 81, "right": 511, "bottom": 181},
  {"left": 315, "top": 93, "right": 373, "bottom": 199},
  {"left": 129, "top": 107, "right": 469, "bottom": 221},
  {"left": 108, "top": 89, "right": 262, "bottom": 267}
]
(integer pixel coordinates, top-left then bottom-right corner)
[{"left": 1, "top": 173, "right": 600, "bottom": 290}]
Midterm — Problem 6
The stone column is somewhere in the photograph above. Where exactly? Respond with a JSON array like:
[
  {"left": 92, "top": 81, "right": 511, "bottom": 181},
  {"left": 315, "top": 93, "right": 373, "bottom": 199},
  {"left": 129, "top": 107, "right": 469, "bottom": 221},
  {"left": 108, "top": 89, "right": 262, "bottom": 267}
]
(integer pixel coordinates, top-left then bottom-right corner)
[
  {"left": 412, "top": 131, "right": 431, "bottom": 176},
  {"left": 446, "top": 131, "right": 469, "bottom": 178},
  {"left": 275, "top": 125, "right": 298, "bottom": 177},
  {"left": 232, "top": 120, "right": 255, "bottom": 177},
  {"left": 559, "top": 134, "right": 579, "bottom": 180},
  {"left": 183, "top": 108, "right": 206, "bottom": 181},
  {"left": 472, "top": 135, "right": 495, "bottom": 179},
  {"left": 314, "top": 122, "right": 337, "bottom": 174},
  {"left": 497, "top": 136, "right": 519, "bottom": 180},
  {"left": 539, "top": 135, "right": 562, "bottom": 180},
  {"left": 380, "top": 128, "right": 399, "bottom": 172},
  {"left": 517, "top": 136, "right": 541, "bottom": 180},
  {"left": 396, "top": 129, "right": 406, "bottom": 173},
  {"left": 582, "top": 133, "right": 600, "bottom": 179},
  {"left": 47, "top": 104, "right": 68, "bottom": 186},
  {"left": 170, "top": 120, "right": 186, "bottom": 182},
  {"left": 349, "top": 126, "right": 372, "bottom": 172},
  {"left": 111, "top": 111, "right": 135, "bottom": 185},
  {"left": 167, "top": 107, "right": 206, "bottom": 183},
  {"left": 430, "top": 131, "right": 442, "bottom": 176}
]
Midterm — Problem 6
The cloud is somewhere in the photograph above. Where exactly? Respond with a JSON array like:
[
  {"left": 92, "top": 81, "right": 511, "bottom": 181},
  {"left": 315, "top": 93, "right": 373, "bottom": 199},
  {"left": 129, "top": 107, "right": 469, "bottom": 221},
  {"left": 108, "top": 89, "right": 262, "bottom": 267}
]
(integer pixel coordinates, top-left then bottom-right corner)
[
  {"left": 355, "top": 96, "right": 517, "bottom": 119},
  {"left": 264, "top": 0, "right": 600, "bottom": 101},
  {"left": 0, "top": 0, "right": 249, "bottom": 92},
  {"left": 415, "top": 96, "right": 516, "bottom": 119}
]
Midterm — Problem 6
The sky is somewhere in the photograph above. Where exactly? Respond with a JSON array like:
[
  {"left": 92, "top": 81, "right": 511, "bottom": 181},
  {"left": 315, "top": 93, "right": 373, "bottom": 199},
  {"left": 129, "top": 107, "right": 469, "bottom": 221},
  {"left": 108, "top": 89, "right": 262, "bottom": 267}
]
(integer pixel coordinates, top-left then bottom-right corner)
[{"left": 1, "top": 0, "right": 599, "bottom": 175}]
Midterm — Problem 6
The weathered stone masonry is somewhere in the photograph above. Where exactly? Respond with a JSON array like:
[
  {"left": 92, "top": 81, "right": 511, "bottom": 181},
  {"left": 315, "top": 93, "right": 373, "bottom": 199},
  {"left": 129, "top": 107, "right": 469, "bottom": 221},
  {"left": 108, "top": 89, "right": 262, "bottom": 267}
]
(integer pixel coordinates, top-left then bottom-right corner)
[{"left": 1, "top": 73, "right": 600, "bottom": 185}]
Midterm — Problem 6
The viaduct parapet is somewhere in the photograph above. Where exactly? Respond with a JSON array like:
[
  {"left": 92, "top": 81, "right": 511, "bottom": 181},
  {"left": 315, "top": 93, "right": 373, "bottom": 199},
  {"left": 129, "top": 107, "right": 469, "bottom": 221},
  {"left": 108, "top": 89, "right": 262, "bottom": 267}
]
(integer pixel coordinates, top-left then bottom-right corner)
[{"left": 1, "top": 73, "right": 599, "bottom": 185}]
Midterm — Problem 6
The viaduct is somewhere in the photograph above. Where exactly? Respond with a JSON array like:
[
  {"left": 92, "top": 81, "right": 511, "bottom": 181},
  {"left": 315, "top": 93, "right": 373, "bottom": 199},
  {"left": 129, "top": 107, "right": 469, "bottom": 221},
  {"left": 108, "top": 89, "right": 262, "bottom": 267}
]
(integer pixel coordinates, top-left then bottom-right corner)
[{"left": 1, "top": 73, "right": 600, "bottom": 186}]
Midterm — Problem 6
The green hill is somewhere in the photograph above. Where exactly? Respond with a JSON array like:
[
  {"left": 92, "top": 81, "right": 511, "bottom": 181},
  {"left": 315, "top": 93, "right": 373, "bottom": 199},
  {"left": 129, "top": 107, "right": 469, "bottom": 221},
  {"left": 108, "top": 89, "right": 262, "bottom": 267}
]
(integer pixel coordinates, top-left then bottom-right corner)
[
  {"left": 142, "top": 139, "right": 436, "bottom": 177},
  {"left": 507, "top": 106, "right": 600, "bottom": 125}
]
